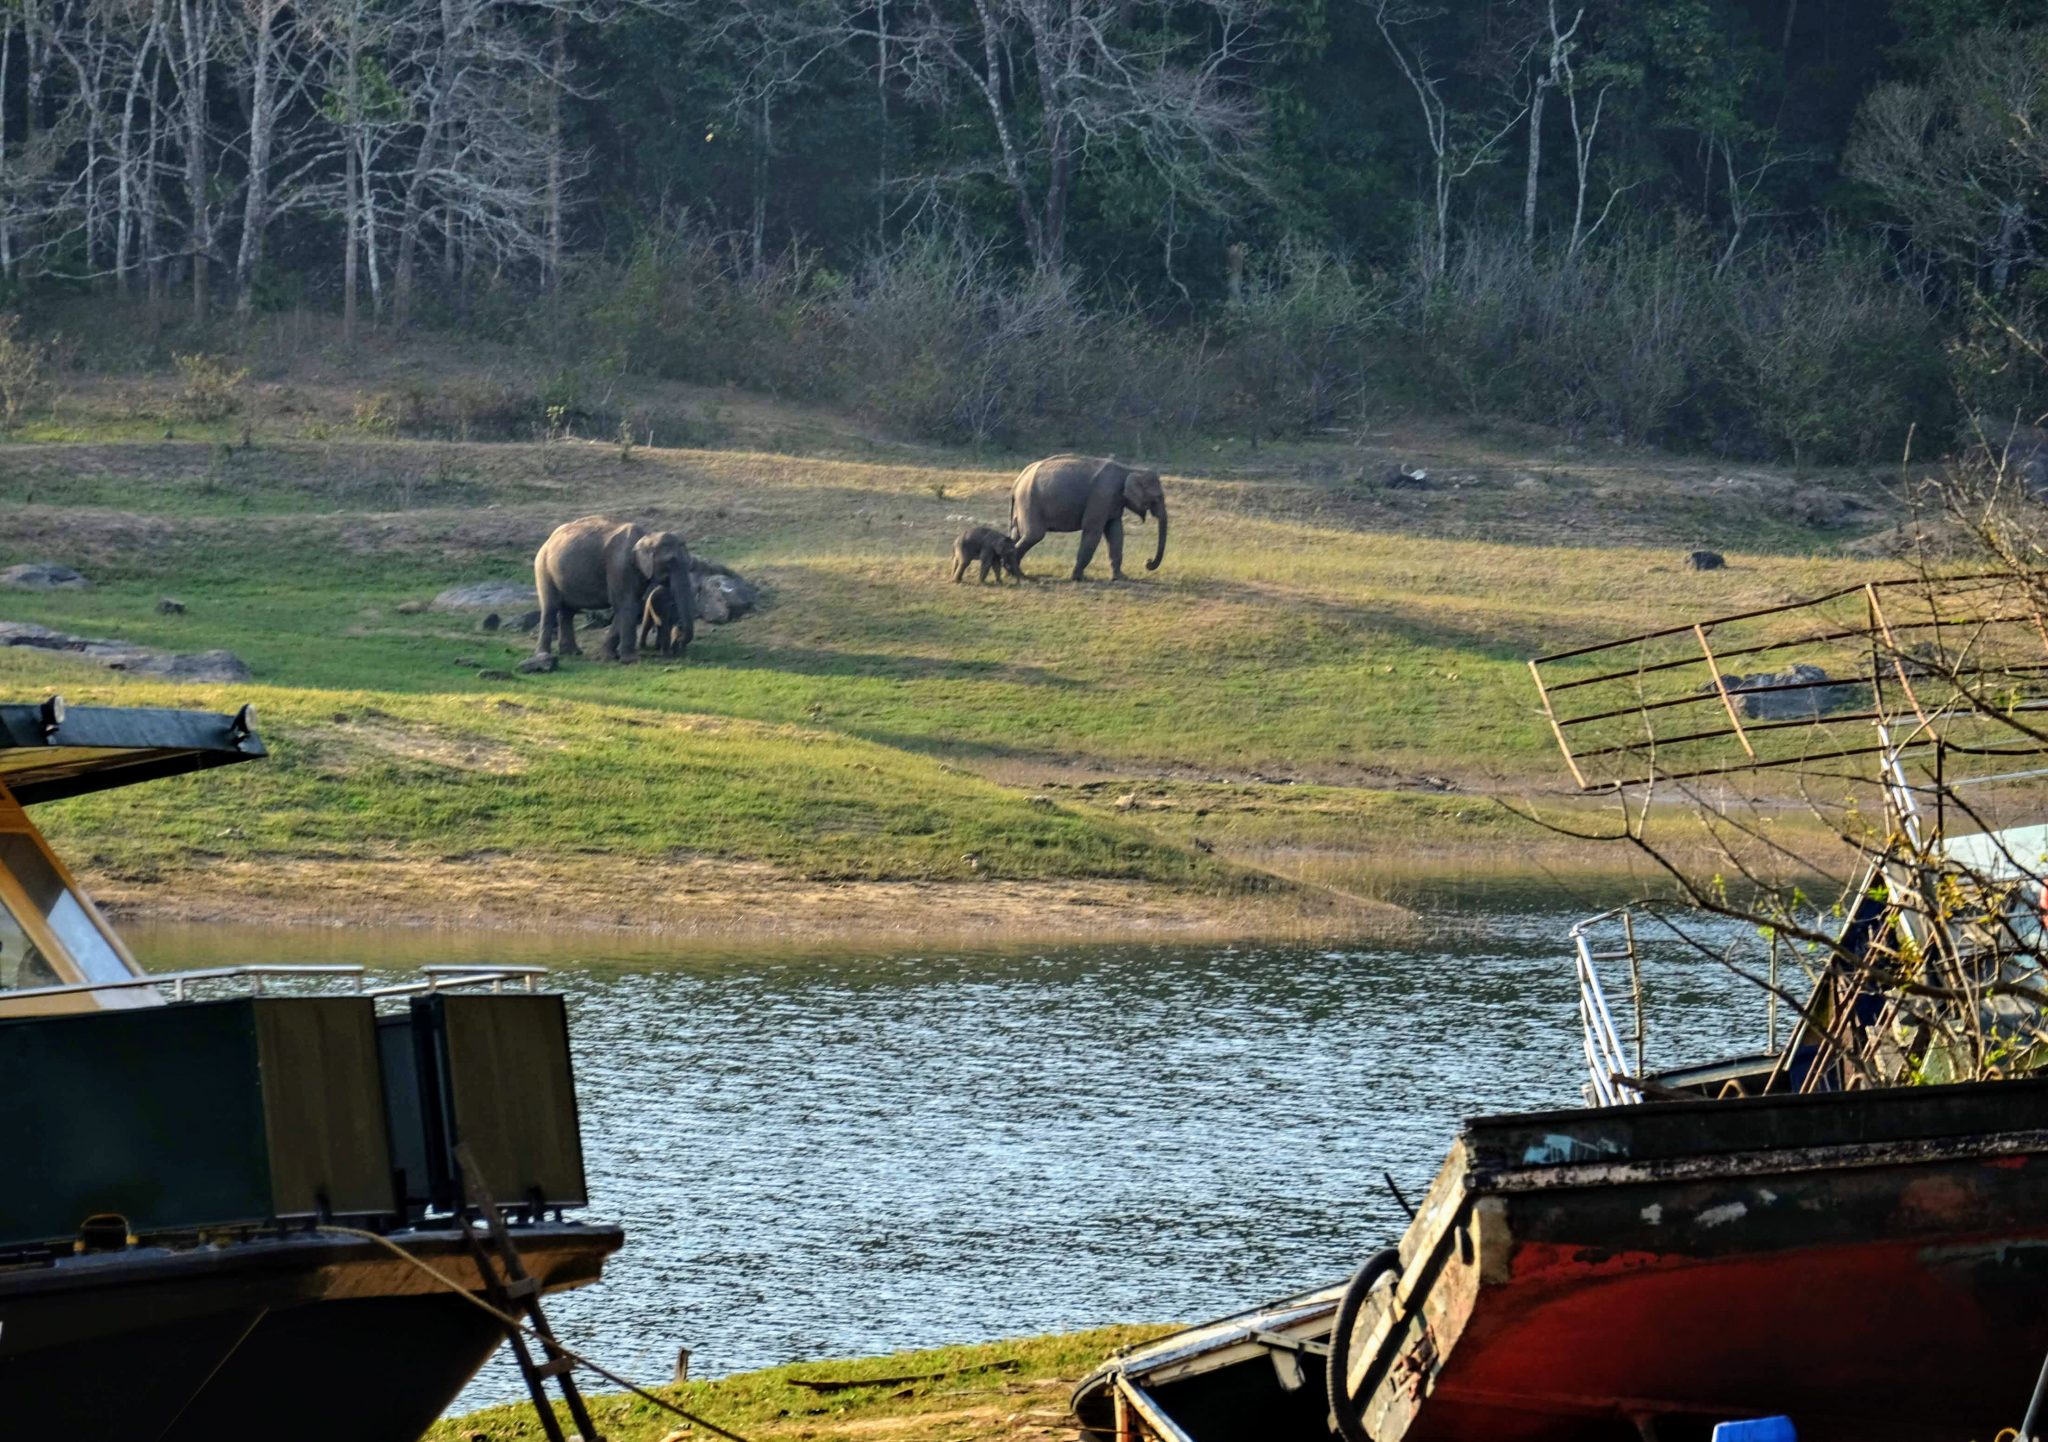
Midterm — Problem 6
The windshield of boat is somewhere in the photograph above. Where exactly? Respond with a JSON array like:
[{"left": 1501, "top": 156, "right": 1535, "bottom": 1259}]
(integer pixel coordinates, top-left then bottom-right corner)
[
  {"left": 0, "top": 886, "right": 58, "bottom": 991},
  {"left": 0, "top": 794, "right": 136, "bottom": 994}
]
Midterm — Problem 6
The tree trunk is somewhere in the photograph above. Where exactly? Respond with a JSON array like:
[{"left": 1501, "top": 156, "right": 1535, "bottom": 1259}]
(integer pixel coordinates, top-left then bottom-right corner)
[
  {"left": 544, "top": 7, "right": 565, "bottom": 292},
  {"left": 874, "top": 0, "right": 887, "bottom": 245},
  {"left": 1993, "top": 199, "right": 2025, "bottom": 295},
  {"left": 234, "top": 0, "right": 281, "bottom": 314},
  {"left": 1523, "top": 80, "right": 1545, "bottom": 246},
  {"left": 750, "top": 88, "right": 769, "bottom": 278},
  {"left": 343, "top": 129, "right": 359, "bottom": 341},
  {"left": 179, "top": 0, "right": 210, "bottom": 325},
  {"left": 114, "top": 11, "right": 161, "bottom": 298}
]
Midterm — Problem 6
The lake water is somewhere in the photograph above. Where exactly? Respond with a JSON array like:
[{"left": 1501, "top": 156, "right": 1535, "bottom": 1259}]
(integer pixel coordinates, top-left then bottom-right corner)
[{"left": 131, "top": 893, "right": 1763, "bottom": 1412}]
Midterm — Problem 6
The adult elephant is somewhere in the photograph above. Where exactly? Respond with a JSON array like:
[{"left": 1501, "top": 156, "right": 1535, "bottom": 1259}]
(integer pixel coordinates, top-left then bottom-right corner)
[
  {"left": 1009, "top": 455, "right": 1167, "bottom": 581},
  {"left": 534, "top": 515, "right": 695, "bottom": 661}
]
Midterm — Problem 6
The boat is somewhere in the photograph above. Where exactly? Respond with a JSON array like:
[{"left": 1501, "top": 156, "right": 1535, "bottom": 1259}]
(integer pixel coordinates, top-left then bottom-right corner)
[
  {"left": 1321, "top": 581, "right": 2048, "bottom": 1441},
  {"left": 1071, "top": 1280, "right": 1348, "bottom": 1442},
  {"left": 1078, "top": 577, "right": 2048, "bottom": 1442},
  {"left": 1325, "top": 1075, "right": 2048, "bottom": 1441},
  {"left": 0, "top": 698, "right": 623, "bottom": 1441}
]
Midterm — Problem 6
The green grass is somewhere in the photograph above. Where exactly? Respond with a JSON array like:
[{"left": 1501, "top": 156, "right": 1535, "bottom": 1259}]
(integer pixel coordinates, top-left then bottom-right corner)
[
  {"left": 1, "top": 666, "right": 1216, "bottom": 890},
  {"left": 425, "top": 1326, "right": 1176, "bottom": 1442},
  {"left": 0, "top": 389, "right": 1900, "bottom": 920}
]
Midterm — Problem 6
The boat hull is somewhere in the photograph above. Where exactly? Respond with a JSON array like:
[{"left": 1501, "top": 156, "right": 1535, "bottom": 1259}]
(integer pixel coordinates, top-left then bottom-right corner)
[
  {"left": 0, "top": 1222, "right": 621, "bottom": 1441},
  {"left": 1339, "top": 1078, "right": 2048, "bottom": 1442}
]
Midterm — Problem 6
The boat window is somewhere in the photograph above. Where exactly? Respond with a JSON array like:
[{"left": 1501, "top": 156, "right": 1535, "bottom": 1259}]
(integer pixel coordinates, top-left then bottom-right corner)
[
  {"left": 0, "top": 833, "right": 132, "bottom": 985},
  {"left": 0, "top": 897, "right": 58, "bottom": 992}
]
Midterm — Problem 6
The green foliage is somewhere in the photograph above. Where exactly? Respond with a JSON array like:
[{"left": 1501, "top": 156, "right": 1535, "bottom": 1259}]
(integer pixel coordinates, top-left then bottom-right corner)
[
  {"left": 172, "top": 353, "right": 250, "bottom": 422},
  {"left": 0, "top": 313, "right": 56, "bottom": 431}
]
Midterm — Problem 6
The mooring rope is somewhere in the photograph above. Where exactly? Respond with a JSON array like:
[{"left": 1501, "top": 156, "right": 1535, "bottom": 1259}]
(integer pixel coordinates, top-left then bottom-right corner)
[{"left": 317, "top": 1224, "right": 754, "bottom": 1442}]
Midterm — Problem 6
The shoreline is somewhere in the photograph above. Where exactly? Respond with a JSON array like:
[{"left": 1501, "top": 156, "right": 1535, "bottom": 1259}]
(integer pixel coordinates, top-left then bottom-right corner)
[
  {"left": 80, "top": 837, "right": 1750, "bottom": 949},
  {"left": 86, "top": 854, "right": 1419, "bottom": 947}
]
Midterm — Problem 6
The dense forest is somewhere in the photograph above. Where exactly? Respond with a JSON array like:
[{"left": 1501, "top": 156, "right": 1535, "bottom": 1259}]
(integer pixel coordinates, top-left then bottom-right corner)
[{"left": 3, "top": 0, "right": 2047, "bottom": 458}]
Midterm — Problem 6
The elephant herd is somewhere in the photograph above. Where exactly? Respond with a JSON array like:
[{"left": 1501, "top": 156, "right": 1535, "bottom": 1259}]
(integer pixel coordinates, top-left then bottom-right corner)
[
  {"left": 953, "top": 454, "right": 1168, "bottom": 587},
  {"left": 530, "top": 454, "right": 1169, "bottom": 665}
]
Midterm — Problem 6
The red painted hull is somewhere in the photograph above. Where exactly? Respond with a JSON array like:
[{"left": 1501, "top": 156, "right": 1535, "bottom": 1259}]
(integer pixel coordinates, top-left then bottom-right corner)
[
  {"left": 1342, "top": 1081, "right": 2048, "bottom": 1442},
  {"left": 1415, "top": 1225, "right": 2048, "bottom": 1440}
]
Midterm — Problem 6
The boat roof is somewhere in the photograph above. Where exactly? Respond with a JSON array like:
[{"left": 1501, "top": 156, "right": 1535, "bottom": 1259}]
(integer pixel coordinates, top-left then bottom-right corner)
[
  {"left": 0, "top": 700, "right": 265, "bottom": 805},
  {"left": 1071, "top": 1278, "right": 1345, "bottom": 1400},
  {"left": 1942, "top": 823, "right": 2048, "bottom": 881}
]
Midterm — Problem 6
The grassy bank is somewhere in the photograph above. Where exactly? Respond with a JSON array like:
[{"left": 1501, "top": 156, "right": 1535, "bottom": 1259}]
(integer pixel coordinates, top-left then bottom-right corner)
[
  {"left": 427, "top": 1327, "right": 1174, "bottom": 1442},
  {"left": 0, "top": 341, "right": 1900, "bottom": 936}
]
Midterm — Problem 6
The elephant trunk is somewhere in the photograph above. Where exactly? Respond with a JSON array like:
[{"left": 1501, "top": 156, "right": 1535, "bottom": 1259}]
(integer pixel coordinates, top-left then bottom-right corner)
[
  {"left": 671, "top": 561, "right": 696, "bottom": 648},
  {"left": 1146, "top": 498, "right": 1167, "bottom": 572}
]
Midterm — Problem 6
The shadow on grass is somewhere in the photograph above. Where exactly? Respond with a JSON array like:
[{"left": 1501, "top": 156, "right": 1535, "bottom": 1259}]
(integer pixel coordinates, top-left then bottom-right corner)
[{"left": 709, "top": 643, "right": 1081, "bottom": 687}]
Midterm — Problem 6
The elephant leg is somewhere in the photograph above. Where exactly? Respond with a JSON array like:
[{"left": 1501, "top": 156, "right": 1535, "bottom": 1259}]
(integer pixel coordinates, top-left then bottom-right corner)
[
  {"left": 1072, "top": 525, "right": 1105, "bottom": 581},
  {"left": 1013, "top": 522, "right": 1048, "bottom": 578},
  {"left": 980, "top": 555, "right": 995, "bottom": 583},
  {"left": 557, "top": 608, "right": 583, "bottom": 656},
  {"left": 952, "top": 548, "right": 969, "bottom": 583},
  {"left": 1105, "top": 518, "right": 1127, "bottom": 581},
  {"left": 610, "top": 581, "right": 642, "bottom": 662}
]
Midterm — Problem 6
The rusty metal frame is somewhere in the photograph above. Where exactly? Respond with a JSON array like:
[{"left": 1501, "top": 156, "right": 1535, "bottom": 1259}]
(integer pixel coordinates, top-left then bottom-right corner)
[{"left": 1528, "top": 574, "right": 2048, "bottom": 790}]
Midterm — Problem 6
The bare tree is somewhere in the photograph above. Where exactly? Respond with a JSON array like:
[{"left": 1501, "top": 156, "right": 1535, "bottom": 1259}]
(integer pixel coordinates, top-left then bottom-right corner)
[
  {"left": 1369, "top": 0, "right": 1525, "bottom": 284},
  {"left": 1846, "top": 27, "right": 2048, "bottom": 296},
  {"left": 883, "top": 0, "right": 1266, "bottom": 271}
]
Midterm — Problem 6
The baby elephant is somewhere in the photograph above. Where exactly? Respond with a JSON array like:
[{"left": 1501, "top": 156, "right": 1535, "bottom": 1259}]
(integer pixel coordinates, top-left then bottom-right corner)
[
  {"left": 638, "top": 580, "right": 688, "bottom": 657},
  {"left": 952, "top": 525, "right": 1023, "bottom": 585}
]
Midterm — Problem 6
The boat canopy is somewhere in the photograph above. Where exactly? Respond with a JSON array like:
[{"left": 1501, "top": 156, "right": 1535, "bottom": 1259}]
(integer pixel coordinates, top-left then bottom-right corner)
[{"left": 0, "top": 699, "right": 264, "bottom": 806}]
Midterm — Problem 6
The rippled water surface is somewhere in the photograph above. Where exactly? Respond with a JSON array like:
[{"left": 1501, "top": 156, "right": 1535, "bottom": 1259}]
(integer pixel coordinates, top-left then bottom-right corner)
[{"left": 132, "top": 895, "right": 1762, "bottom": 1411}]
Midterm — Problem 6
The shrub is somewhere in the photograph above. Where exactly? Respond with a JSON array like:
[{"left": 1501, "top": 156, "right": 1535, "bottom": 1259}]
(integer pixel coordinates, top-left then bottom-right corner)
[
  {"left": 1704, "top": 242, "right": 1950, "bottom": 464},
  {"left": 1211, "top": 240, "right": 1388, "bottom": 433},
  {"left": 0, "top": 314, "right": 55, "bottom": 430},
  {"left": 173, "top": 352, "right": 250, "bottom": 422}
]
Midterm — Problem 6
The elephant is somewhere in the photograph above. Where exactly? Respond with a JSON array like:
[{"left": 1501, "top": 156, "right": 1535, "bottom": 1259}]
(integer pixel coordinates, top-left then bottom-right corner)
[
  {"left": 534, "top": 515, "right": 695, "bottom": 661},
  {"left": 638, "top": 580, "right": 687, "bottom": 657},
  {"left": 1009, "top": 455, "right": 1167, "bottom": 581},
  {"left": 951, "top": 525, "right": 1023, "bottom": 585}
]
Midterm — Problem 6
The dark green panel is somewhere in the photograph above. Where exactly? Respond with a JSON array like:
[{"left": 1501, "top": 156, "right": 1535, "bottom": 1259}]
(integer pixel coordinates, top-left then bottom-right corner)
[
  {"left": 0, "top": 1002, "right": 271, "bottom": 1245},
  {"left": 433, "top": 994, "right": 588, "bottom": 1209},
  {"left": 252, "top": 998, "right": 393, "bottom": 1218}
]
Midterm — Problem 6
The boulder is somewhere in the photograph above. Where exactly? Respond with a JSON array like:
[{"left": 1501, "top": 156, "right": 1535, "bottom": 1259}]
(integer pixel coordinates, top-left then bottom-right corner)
[
  {"left": 693, "top": 566, "right": 757, "bottom": 623},
  {"left": 435, "top": 562, "right": 758, "bottom": 631},
  {"left": 156, "top": 597, "right": 186, "bottom": 615},
  {"left": 480, "top": 613, "right": 501, "bottom": 632},
  {"left": 115, "top": 649, "right": 252, "bottom": 683},
  {"left": 1686, "top": 549, "right": 1726, "bottom": 571},
  {"left": 1384, "top": 466, "right": 1431, "bottom": 490},
  {"left": 0, "top": 621, "right": 250, "bottom": 681},
  {"left": 0, "top": 562, "right": 89, "bottom": 590},
  {"left": 432, "top": 580, "right": 535, "bottom": 612},
  {"left": 1703, "top": 663, "right": 1864, "bottom": 721},
  {"left": 516, "top": 653, "right": 557, "bottom": 675}
]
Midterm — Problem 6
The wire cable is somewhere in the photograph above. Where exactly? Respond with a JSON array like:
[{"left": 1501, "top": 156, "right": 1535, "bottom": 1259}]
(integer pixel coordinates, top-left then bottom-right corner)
[{"left": 316, "top": 1224, "right": 753, "bottom": 1442}]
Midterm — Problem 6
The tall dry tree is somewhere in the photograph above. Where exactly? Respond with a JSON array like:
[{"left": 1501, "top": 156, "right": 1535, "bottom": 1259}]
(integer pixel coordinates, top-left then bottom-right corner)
[
  {"left": 1369, "top": 0, "right": 1524, "bottom": 284},
  {"left": 880, "top": 0, "right": 1266, "bottom": 271}
]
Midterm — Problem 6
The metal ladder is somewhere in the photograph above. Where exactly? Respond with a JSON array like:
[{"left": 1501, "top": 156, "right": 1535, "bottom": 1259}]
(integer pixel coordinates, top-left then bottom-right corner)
[
  {"left": 1570, "top": 909, "right": 1643, "bottom": 1107},
  {"left": 458, "top": 1145, "right": 603, "bottom": 1442}
]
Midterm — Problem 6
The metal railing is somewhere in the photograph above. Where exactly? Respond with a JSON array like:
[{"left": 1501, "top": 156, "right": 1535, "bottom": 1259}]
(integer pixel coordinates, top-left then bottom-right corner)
[
  {"left": 366, "top": 964, "right": 548, "bottom": 998},
  {"left": 1570, "top": 908, "right": 1643, "bottom": 1107},
  {"left": 2, "top": 961, "right": 548, "bottom": 1005}
]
